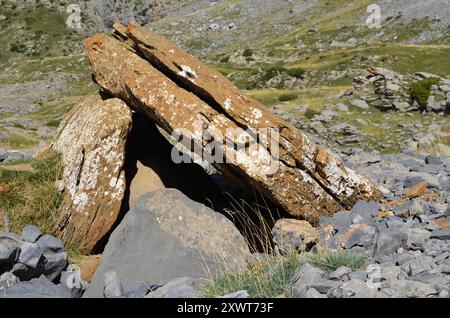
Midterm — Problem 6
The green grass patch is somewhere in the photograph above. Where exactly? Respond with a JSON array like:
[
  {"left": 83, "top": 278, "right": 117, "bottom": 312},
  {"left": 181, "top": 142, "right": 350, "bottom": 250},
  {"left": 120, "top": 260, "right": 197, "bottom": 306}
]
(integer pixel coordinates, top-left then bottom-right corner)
[
  {"left": 303, "top": 251, "right": 368, "bottom": 272},
  {"left": 0, "top": 152, "right": 62, "bottom": 234},
  {"left": 304, "top": 108, "right": 320, "bottom": 119},
  {"left": 408, "top": 77, "right": 441, "bottom": 108},
  {"left": 0, "top": 151, "right": 80, "bottom": 262},
  {"left": 278, "top": 93, "right": 298, "bottom": 102},
  {"left": 202, "top": 251, "right": 368, "bottom": 298}
]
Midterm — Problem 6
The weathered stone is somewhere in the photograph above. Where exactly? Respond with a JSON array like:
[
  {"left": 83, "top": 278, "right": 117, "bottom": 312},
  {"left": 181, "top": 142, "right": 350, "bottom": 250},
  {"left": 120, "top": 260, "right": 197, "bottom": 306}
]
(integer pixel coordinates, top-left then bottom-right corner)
[
  {"left": 351, "top": 200, "right": 379, "bottom": 219},
  {"left": 320, "top": 210, "right": 352, "bottom": 232},
  {"left": 18, "top": 243, "right": 43, "bottom": 268},
  {"left": 21, "top": 225, "right": 41, "bottom": 243},
  {"left": 405, "top": 181, "right": 428, "bottom": 199},
  {"left": 383, "top": 279, "right": 438, "bottom": 298},
  {"left": 0, "top": 272, "right": 18, "bottom": 290},
  {"left": 103, "top": 271, "right": 124, "bottom": 298},
  {"left": 374, "top": 229, "right": 407, "bottom": 258},
  {"left": 434, "top": 217, "right": 450, "bottom": 230},
  {"left": 80, "top": 254, "right": 101, "bottom": 282},
  {"left": 328, "top": 279, "right": 380, "bottom": 298},
  {"left": 329, "top": 266, "right": 352, "bottom": 280},
  {"left": 145, "top": 277, "right": 199, "bottom": 298},
  {"left": 85, "top": 26, "right": 380, "bottom": 222},
  {"left": 36, "top": 235, "right": 64, "bottom": 254},
  {"left": 0, "top": 232, "right": 21, "bottom": 265},
  {"left": 42, "top": 252, "right": 68, "bottom": 282},
  {"left": 291, "top": 263, "right": 325, "bottom": 296},
  {"left": 272, "top": 219, "right": 318, "bottom": 252},
  {"left": 50, "top": 93, "right": 132, "bottom": 252},
  {"left": 84, "top": 189, "right": 250, "bottom": 298},
  {"left": 0, "top": 276, "right": 72, "bottom": 298},
  {"left": 341, "top": 224, "right": 377, "bottom": 250},
  {"left": 430, "top": 230, "right": 450, "bottom": 240}
]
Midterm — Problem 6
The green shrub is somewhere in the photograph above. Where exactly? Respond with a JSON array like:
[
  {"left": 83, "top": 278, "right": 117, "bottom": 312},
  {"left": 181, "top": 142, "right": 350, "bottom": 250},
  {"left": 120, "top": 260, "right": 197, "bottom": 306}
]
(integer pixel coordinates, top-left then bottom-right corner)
[
  {"left": 304, "top": 108, "right": 320, "bottom": 119},
  {"left": 260, "top": 65, "right": 287, "bottom": 82},
  {"left": 408, "top": 77, "right": 441, "bottom": 108},
  {"left": 278, "top": 93, "right": 298, "bottom": 102},
  {"left": 46, "top": 119, "right": 61, "bottom": 127},
  {"left": 286, "top": 68, "right": 305, "bottom": 79},
  {"left": 303, "top": 251, "right": 368, "bottom": 272},
  {"left": 243, "top": 48, "right": 253, "bottom": 57}
]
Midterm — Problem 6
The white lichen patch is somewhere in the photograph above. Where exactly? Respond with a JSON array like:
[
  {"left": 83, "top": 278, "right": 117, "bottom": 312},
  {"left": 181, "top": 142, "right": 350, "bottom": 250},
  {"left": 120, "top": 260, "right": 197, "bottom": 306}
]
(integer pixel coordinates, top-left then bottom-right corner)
[
  {"left": 224, "top": 98, "right": 232, "bottom": 110},
  {"left": 178, "top": 65, "right": 198, "bottom": 80}
]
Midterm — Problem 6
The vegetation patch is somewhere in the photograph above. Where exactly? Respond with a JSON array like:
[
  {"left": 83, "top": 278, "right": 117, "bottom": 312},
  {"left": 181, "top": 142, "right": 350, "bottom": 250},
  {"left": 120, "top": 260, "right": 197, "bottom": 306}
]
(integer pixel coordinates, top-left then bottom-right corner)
[
  {"left": 408, "top": 77, "right": 441, "bottom": 108},
  {"left": 278, "top": 93, "right": 298, "bottom": 102},
  {"left": 202, "top": 251, "right": 367, "bottom": 298}
]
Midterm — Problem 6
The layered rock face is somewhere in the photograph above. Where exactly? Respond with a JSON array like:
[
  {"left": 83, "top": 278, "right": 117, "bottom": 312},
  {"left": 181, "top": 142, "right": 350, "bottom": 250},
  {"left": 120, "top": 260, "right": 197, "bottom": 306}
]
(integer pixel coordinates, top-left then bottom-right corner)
[
  {"left": 50, "top": 93, "right": 132, "bottom": 252},
  {"left": 84, "top": 23, "right": 381, "bottom": 223}
]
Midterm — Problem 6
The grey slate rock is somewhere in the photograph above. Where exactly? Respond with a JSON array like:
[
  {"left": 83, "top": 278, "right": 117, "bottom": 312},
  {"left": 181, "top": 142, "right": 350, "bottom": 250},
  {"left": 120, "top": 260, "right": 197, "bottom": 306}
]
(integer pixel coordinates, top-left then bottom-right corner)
[
  {"left": 291, "top": 263, "right": 325, "bottom": 296},
  {"left": 0, "top": 272, "right": 19, "bottom": 290},
  {"left": 43, "top": 252, "right": 68, "bottom": 282},
  {"left": 430, "top": 230, "right": 450, "bottom": 240},
  {"left": 0, "top": 232, "right": 21, "bottom": 265},
  {"left": 320, "top": 210, "right": 352, "bottom": 232},
  {"left": 329, "top": 266, "right": 352, "bottom": 280},
  {"left": 308, "top": 279, "right": 341, "bottom": 293},
  {"left": 36, "top": 235, "right": 64, "bottom": 253},
  {"left": 304, "top": 288, "right": 327, "bottom": 298},
  {"left": 145, "top": 277, "right": 199, "bottom": 298},
  {"left": 348, "top": 271, "right": 367, "bottom": 281},
  {"left": 425, "top": 155, "right": 443, "bottom": 166},
  {"left": 103, "top": 271, "right": 124, "bottom": 298},
  {"left": 84, "top": 190, "right": 249, "bottom": 298},
  {"left": 0, "top": 276, "right": 72, "bottom": 298},
  {"left": 343, "top": 225, "right": 377, "bottom": 250},
  {"left": 21, "top": 225, "right": 41, "bottom": 243},
  {"left": 328, "top": 279, "right": 380, "bottom": 298},
  {"left": 18, "top": 242, "right": 43, "bottom": 268},
  {"left": 351, "top": 201, "right": 379, "bottom": 219},
  {"left": 374, "top": 229, "right": 407, "bottom": 258}
]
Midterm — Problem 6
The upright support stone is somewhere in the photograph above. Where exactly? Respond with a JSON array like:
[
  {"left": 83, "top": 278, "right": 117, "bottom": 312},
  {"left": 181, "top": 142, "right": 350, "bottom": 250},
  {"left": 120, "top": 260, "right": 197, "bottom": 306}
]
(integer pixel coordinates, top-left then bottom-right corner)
[{"left": 51, "top": 93, "right": 132, "bottom": 252}]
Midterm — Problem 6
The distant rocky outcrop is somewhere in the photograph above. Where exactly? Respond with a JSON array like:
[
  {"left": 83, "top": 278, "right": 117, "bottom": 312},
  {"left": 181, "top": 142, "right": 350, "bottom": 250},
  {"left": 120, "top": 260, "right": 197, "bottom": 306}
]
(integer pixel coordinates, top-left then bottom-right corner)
[{"left": 353, "top": 67, "right": 450, "bottom": 114}]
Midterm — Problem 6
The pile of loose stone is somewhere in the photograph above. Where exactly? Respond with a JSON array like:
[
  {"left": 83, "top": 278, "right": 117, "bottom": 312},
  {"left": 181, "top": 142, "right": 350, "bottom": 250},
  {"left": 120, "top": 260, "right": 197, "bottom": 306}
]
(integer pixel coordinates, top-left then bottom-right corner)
[
  {"left": 353, "top": 68, "right": 450, "bottom": 113},
  {"left": 0, "top": 225, "right": 87, "bottom": 298},
  {"left": 271, "top": 150, "right": 450, "bottom": 298}
]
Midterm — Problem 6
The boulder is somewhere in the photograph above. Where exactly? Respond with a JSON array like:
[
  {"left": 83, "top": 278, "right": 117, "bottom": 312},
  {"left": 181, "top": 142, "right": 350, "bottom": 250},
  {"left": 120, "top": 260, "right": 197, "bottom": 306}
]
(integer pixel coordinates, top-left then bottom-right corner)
[
  {"left": 84, "top": 189, "right": 250, "bottom": 298},
  {"left": 85, "top": 25, "right": 380, "bottom": 223},
  {"left": 50, "top": 93, "right": 132, "bottom": 252},
  {"left": 272, "top": 219, "right": 318, "bottom": 252},
  {"left": 145, "top": 277, "right": 199, "bottom": 298},
  {"left": 80, "top": 254, "right": 101, "bottom": 282},
  {"left": 0, "top": 276, "right": 72, "bottom": 298}
]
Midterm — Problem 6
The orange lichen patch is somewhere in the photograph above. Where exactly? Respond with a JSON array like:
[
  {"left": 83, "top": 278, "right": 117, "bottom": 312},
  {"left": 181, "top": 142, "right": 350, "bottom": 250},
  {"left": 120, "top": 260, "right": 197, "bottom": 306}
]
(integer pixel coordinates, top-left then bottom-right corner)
[
  {"left": 315, "top": 149, "right": 330, "bottom": 166},
  {"left": 434, "top": 217, "right": 450, "bottom": 230},
  {"left": 126, "top": 23, "right": 136, "bottom": 33},
  {"left": 378, "top": 210, "right": 394, "bottom": 218},
  {"left": 80, "top": 254, "right": 102, "bottom": 282},
  {"left": 342, "top": 224, "right": 369, "bottom": 245},
  {"left": 85, "top": 34, "right": 104, "bottom": 49},
  {"left": 405, "top": 181, "right": 428, "bottom": 199}
]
